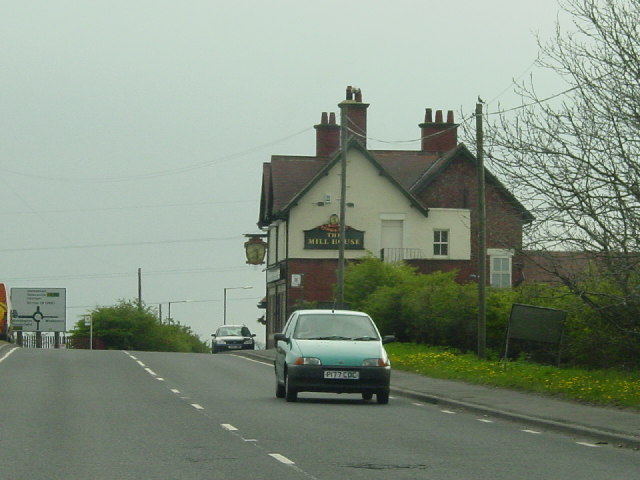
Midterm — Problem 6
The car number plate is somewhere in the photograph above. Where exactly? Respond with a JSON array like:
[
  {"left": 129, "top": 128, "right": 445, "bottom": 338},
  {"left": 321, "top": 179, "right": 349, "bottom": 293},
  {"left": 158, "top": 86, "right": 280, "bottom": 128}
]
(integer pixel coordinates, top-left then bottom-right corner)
[
  {"left": 324, "top": 370, "right": 359, "bottom": 380},
  {"left": 228, "top": 345, "right": 242, "bottom": 349}
]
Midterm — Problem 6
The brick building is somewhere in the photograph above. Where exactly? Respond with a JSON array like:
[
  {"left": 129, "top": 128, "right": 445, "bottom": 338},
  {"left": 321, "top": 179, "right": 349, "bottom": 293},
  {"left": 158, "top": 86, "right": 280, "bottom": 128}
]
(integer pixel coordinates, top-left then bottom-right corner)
[{"left": 258, "top": 88, "right": 532, "bottom": 344}]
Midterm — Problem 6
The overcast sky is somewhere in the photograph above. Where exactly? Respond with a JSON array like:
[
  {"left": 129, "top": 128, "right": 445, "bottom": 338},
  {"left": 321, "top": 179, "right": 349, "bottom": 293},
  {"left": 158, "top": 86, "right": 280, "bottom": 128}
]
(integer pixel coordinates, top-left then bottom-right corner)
[{"left": 1, "top": 0, "right": 566, "bottom": 345}]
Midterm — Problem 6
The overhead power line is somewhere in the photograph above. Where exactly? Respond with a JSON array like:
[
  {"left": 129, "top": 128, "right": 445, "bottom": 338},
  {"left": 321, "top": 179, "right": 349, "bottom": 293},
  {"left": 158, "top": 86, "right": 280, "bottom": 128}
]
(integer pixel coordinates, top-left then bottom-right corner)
[
  {"left": 0, "top": 127, "right": 312, "bottom": 183},
  {"left": 2, "top": 265, "right": 252, "bottom": 283},
  {"left": 0, "top": 235, "right": 240, "bottom": 253}
]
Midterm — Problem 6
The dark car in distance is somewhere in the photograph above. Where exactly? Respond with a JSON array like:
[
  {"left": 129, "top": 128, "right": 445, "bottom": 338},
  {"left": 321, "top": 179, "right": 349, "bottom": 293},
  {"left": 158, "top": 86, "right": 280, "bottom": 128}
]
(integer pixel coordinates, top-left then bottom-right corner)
[{"left": 211, "top": 325, "right": 256, "bottom": 353}]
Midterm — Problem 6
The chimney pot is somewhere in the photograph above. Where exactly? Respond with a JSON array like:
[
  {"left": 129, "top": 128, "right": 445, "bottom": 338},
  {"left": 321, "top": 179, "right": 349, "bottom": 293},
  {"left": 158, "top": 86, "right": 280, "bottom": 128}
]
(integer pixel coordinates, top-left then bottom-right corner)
[
  {"left": 329, "top": 112, "right": 336, "bottom": 124},
  {"left": 425, "top": 108, "right": 433, "bottom": 123},
  {"left": 321, "top": 112, "right": 328, "bottom": 124},
  {"left": 435, "top": 110, "right": 443, "bottom": 123},
  {"left": 354, "top": 88, "right": 362, "bottom": 102},
  {"left": 447, "top": 110, "right": 454, "bottom": 123}
]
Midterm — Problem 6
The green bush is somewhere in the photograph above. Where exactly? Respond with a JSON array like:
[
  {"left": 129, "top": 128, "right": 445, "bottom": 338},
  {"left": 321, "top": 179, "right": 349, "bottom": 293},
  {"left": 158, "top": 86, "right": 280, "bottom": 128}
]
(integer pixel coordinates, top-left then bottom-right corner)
[
  {"left": 69, "top": 300, "right": 209, "bottom": 353},
  {"left": 344, "top": 257, "right": 640, "bottom": 369}
]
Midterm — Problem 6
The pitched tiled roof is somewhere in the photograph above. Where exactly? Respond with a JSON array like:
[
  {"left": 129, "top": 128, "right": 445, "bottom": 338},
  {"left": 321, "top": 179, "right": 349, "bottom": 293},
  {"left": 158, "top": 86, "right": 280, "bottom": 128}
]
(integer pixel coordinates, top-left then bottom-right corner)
[
  {"left": 369, "top": 150, "right": 442, "bottom": 191},
  {"left": 259, "top": 142, "right": 533, "bottom": 226},
  {"left": 270, "top": 156, "right": 328, "bottom": 213},
  {"left": 259, "top": 144, "right": 436, "bottom": 227}
]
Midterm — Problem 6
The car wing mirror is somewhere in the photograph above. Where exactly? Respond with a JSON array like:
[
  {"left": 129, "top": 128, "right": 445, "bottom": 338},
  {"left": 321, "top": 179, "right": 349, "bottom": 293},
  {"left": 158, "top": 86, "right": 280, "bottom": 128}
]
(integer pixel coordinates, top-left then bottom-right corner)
[
  {"left": 382, "top": 335, "right": 396, "bottom": 344},
  {"left": 273, "top": 333, "right": 289, "bottom": 344},
  {"left": 211, "top": 334, "right": 216, "bottom": 337}
]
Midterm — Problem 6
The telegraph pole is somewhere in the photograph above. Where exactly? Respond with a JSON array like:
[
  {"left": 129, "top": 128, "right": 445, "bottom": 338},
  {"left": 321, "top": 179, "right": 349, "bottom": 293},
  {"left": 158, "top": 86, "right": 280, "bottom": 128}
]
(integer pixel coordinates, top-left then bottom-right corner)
[
  {"left": 336, "top": 101, "right": 348, "bottom": 308},
  {"left": 476, "top": 100, "right": 487, "bottom": 359},
  {"left": 138, "top": 268, "right": 143, "bottom": 310}
]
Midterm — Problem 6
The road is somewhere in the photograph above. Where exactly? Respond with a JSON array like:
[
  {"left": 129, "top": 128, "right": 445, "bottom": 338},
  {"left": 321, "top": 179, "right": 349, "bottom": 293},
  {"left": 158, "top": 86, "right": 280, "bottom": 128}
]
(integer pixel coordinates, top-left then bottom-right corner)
[{"left": 0, "top": 348, "right": 638, "bottom": 479}]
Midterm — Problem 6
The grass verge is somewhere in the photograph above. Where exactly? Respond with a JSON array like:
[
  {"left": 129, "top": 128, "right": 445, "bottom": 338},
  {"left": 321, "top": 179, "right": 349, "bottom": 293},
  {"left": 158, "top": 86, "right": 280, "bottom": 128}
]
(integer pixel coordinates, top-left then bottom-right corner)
[{"left": 386, "top": 343, "right": 640, "bottom": 410}]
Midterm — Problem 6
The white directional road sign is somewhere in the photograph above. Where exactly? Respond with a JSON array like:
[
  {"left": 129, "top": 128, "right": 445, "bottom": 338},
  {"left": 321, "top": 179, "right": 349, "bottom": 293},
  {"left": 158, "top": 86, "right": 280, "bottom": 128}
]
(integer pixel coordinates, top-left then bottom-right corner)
[{"left": 10, "top": 288, "right": 66, "bottom": 332}]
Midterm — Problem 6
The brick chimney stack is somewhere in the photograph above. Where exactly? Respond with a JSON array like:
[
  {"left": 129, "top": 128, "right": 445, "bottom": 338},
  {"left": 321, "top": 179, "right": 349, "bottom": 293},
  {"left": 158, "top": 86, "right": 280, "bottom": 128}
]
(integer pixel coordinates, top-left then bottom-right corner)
[
  {"left": 314, "top": 111, "right": 340, "bottom": 157},
  {"left": 420, "top": 108, "right": 458, "bottom": 152},
  {"left": 338, "top": 86, "right": 369, "bottom": 148}
]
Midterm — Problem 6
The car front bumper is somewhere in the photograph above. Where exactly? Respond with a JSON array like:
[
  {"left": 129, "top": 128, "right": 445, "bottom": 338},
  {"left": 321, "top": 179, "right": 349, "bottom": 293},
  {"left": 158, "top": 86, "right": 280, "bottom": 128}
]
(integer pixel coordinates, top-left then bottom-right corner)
[
  {"left": 213, "top": 344, "right": 255, "bottom": 352},
  {"left": 287, "top": 364, "right": 391, "bottom": 394}
]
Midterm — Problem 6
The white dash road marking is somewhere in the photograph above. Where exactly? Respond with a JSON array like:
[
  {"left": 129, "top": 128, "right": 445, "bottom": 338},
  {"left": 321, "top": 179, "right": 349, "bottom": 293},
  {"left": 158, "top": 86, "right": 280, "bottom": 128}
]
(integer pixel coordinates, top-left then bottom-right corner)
[
  {"left": 221, "top": 424, "right": 238, "bottom": 431},
  {"left": 156, "top": 378, "right": 165, "bottom": 381},
  {"left": 144, "top": 368, "right": 157, "bottom": 376},
  {"left": 170, "top": 389, "right": 181, "bottom": 394},
  {"left": 137, "top": 361, "right": 146, "bottom": 367},
  {"left": 522, "top": 429, "right": 542, "bottom": 434},
  {"left": 269, "top": 453, "right": 295, "bottom": 465},
  {"left": 441, "top": 410, "right": 456, "bottom": 414},
  {"left": 576, "top": 442, "right": 600, "bottom": 448},
  {"left": 191, "top": 404, "right": 204, "bottom": 410},
  {"left": 477, "top": 419, "right": 494, "bottom": 423},
  {"left": 412, "top": 402, "right": 425, "bottom": 407}
]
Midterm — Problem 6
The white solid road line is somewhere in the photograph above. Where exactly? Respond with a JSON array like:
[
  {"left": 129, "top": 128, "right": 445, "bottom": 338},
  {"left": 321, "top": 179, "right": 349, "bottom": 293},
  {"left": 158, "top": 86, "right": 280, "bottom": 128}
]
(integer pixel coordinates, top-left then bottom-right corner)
[
  {"left": 0, "top": 347, "right": 17, "bottom": 364},
  {"left": 233, "top": 354, "right": 273, "bottom": 367}
]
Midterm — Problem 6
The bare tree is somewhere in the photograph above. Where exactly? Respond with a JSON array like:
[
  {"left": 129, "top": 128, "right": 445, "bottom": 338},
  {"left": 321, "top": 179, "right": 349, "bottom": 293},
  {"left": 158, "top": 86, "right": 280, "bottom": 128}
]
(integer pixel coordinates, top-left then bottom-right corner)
[{"left": 486, "top": 0, "right": 640, "bottom": 343}]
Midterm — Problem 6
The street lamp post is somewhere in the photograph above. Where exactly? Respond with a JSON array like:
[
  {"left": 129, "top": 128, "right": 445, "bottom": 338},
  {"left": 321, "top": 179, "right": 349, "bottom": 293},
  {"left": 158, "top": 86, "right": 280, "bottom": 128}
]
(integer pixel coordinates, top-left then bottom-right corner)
[
  {"left": 223, "top": 286, "right": 253, "bottom": 325},
  {"left": 167, "top": 300, "right": 192, "bottom": 324}
]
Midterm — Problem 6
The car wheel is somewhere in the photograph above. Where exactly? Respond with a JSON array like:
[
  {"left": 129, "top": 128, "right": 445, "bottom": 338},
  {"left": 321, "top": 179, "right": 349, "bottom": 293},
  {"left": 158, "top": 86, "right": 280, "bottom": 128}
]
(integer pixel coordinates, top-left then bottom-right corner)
[
  {"left": 275, "top": 377, "right": 286, "bottom": 398},
  {"left": 376, "top": 390, "right": 389, "bottom": 404},
  {"left": 362, "top": 392, "right": 373, "bottom": 401},
  {"left": 212, "top": 347, "right": 218, "bottom": 354},
  {"left": 285, "top": 371, "right": 298, "bottom": 402}
]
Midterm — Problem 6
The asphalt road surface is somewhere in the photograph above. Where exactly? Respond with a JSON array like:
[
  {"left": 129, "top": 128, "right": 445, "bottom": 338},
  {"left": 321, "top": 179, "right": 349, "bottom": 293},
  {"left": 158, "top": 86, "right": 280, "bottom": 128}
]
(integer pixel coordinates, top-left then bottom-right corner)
[{"left": 1, "top": 348, "right": 638, "bottom": 480}]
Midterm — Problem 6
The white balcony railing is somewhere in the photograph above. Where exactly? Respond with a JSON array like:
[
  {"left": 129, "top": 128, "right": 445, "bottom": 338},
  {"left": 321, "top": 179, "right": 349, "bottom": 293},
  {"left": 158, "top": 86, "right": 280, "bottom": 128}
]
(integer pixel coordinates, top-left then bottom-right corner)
[{"left": 380, "top": 248, "right": 425, "bottom": 263}]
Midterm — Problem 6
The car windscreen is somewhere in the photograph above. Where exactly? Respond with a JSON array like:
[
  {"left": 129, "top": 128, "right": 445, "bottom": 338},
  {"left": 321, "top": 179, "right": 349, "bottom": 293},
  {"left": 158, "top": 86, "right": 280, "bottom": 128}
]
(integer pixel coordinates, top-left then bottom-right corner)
[
  {"left": 293, "top": 314, "right": 379, "bottom": 340},
  {"left": 216, "top": 327, "right": 244, "bottom": 336}
]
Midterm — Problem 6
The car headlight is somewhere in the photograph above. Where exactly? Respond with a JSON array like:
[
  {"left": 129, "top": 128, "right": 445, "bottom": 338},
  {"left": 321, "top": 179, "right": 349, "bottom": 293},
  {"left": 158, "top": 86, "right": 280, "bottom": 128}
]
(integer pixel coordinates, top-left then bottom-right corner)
[
  {"left": 243, "top": 338, "right": 254, "bottom": 345},
  {"left": 293, "top": 357, "right": 322, "bottom": 365},
  {"left": 214, "top": 339, "right": 225, "bottom": 345},
  {"left": 362, "top": 358, "right": 390, "bottom": 367}
]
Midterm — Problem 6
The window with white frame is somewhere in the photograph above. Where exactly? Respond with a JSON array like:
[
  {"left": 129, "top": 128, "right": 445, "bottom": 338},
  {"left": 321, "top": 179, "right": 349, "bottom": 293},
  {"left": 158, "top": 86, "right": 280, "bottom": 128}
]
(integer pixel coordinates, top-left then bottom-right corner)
[
  {"left": 489, "top": 250, "right": 513, "bottom": 288},
  {"left": 433, "top": 229, "right": 449, "bottom": 256}
]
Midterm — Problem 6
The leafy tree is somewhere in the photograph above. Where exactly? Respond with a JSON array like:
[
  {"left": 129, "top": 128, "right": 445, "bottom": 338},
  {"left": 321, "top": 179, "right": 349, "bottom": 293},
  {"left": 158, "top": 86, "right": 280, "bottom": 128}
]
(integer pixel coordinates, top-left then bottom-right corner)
[
  {"left": 485, "top": 0, "right": 640, "bottom": 343},
  {"left": 69, "top": 299, "right": 209, "bottom": 353}
]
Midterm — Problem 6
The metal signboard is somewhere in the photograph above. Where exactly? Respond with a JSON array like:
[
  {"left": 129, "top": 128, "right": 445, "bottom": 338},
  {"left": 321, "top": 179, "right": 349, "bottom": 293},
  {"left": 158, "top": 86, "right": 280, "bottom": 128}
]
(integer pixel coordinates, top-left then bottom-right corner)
[
  {"left": 10, "top": 288, "right": 66, "bottom": 332},
  {"left": 508, "top": 303, "right": 566, "bottom": 344},
  {"left": 504, "top": 303, "right": 567, "bottom": 366}
]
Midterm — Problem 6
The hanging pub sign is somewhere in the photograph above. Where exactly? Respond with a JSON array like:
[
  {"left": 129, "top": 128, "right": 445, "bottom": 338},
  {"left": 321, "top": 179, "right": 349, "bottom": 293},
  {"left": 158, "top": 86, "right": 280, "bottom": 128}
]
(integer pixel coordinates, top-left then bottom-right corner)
[
  {"left": 304, "top": 215, "right": 365, "bottom": 250},
  {"left": 244, "top": 234, "right": 267, "bottom": 265}
]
